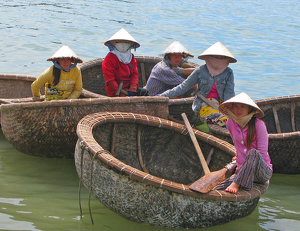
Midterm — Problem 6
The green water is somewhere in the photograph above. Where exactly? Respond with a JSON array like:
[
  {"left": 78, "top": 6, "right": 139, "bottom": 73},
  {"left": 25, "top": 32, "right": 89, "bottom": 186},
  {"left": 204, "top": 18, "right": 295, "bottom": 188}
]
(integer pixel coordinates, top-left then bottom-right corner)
[{"left": 1, "top": 130, "right": 300, "bottom": 231}]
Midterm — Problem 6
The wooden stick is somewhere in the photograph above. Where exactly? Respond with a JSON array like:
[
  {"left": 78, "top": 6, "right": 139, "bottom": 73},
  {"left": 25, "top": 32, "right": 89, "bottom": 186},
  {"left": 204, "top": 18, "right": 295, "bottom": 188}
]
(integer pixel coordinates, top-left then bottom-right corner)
[
  {"left": 291, "top": 101, "right": 296, "bottom": 132},
  {"left": 191, "top": 90, "right": 219, "bottom": 110},
  {"left": 181, "top": 113, "right": 210, "bottom": 175},
  {"left": 272, "top": 106, "right": 281, "bottom": 133},
  {"left": 116, "top": 82, "right": 123, "bottom": 96},
  {"left": 140, "top": 62, "right": 146, "bottom": 87},
  {"left": 120, "top": 89, "right": 128, "bottom": 96},
  {"left": 206, "top": 148, "right": 214, "bottom": 165},
  {"left": 137, "top": 125, "right": 148, "bottom": 173},
  {"left": 111, "top": 123, "right": 117, "bottom": 156}
]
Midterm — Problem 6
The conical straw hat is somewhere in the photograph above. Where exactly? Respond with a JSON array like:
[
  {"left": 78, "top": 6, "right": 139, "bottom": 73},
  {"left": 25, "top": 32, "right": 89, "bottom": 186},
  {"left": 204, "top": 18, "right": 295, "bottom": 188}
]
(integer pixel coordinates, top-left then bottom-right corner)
[
  {"left": 47, "top": 45, "right": 83, "bottom": 63},
  {"left": 219, "top": 92, "right": 264, "bottom": 118},
  {"left": 198, "top": 41, "right": 237, "bottom": 63},
  {"left": 163, "top": 41, "right": 194, "bottom": 58},
  {"left": 104, "top": 28, "right": 140, "bottom": 48}
]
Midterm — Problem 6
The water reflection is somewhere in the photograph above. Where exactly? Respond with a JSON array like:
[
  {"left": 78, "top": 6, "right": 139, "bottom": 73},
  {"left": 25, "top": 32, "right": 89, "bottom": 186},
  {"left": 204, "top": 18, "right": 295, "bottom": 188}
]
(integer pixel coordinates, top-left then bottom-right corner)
[{"left": 0, "top": 213, "right": 40, "bottom": 231}]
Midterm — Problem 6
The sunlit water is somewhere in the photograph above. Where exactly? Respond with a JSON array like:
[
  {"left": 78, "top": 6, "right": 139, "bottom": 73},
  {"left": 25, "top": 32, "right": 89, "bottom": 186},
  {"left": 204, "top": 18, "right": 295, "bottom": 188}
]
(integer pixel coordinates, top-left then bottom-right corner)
[{"left": 1, "top": 0, "right": 300, "bottom": 230}]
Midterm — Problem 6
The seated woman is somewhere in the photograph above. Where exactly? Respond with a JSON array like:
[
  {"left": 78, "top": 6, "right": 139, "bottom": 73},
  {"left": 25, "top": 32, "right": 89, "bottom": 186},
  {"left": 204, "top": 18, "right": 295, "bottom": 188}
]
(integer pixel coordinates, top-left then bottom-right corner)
[
  {"left": 145, "top": 40, "right": 195, "bottom": 96},
  {"left": 214, "top": 92, "right": 272, "bottom": 193},
  {"left": 160, "top": 41, "right": 237, "bottom": 127},
  {"left": 102, "top": 28, "right": 149, "bottom": 97},
  {"left": 31, "top": 45, "right": 83, "bottom": 101}
]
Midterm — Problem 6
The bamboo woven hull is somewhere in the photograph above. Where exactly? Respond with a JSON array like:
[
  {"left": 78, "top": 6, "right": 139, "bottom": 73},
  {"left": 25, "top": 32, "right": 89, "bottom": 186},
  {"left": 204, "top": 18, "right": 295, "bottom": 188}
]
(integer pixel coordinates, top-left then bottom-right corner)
[
  {"left": 0, "top": 73, "right": 105, "bottom": 126},
  {"left": 0, "top": 73, "right": 40, "bottom": 98},
  {"left": 75, "top": 112, "right": 268, "bottom": 229},
  {"left": 78, "top": 56, "right": 199, "bottom": 121},
  {"left": 0, "top": 97, "right": 169, "bottom": 158},
  {"left": 208, "top": 95, "right": 300, "bottom": 174},
  {"left": 0, "top": 74, "right": 41, "bottom": 126}
]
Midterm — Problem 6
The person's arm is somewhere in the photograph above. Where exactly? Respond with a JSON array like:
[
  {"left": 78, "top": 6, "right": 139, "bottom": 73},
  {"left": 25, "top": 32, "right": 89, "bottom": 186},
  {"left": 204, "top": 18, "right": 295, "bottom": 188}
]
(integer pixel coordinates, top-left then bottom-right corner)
[
  {"left": 128, "top": 57, "right": 139, "bottom": 92},
  {"left": 255, "top": 119, "right": 269, "bottom": 157},
  {"left": 223, "top": 70, "right": 235, "bottom": 101},
  {"left": 31, "top": 67, "right": 53, "bottom": 97},
  {"left": 102, "top": 54, "right": 119, "bottom": 94},
  {"left": 159, "top": 65, "right": 186, "bottom": 85},
  {"left": 67, "top": 68, "right": 82, "bottom": 99},
  {"left": 181, "top": 68, "right": 195, "bottom": 76},
  {"left": 160, "top": 68, "right": 200, "bottom": 98}
]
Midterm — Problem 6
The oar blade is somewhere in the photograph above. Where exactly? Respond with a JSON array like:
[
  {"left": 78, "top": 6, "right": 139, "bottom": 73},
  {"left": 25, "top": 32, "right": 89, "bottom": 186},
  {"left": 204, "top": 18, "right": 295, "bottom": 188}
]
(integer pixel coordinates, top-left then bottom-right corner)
[{"left": 189, "top": 168, "right": 228, "bottom": 193}]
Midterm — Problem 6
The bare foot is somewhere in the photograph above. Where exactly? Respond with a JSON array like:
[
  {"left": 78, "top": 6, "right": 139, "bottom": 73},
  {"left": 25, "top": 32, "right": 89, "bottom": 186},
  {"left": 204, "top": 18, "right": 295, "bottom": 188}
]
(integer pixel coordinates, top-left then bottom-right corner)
[{"left": 225, "top": 182, "right": 240, "bottom": 194}]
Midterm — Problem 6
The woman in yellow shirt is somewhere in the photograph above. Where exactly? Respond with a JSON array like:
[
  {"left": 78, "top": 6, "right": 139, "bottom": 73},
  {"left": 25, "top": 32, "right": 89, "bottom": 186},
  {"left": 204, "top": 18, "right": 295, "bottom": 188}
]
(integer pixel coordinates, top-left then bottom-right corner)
[{"left": 31, "top": 45, "right": 83, "bottom": 101}]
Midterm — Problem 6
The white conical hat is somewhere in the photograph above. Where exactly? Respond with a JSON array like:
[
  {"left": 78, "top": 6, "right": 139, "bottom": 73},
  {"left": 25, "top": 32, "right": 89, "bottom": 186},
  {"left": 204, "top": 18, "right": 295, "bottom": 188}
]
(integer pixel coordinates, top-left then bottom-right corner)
[
  {"left": 163, "top": 40, "right": 194, "bottom": 58},
  {"left": 198, "top": 41, "right": 237, "bottom": 63},
  {"left": 219, "top": 92, "right": 264, "bottom": 118},
  {"left": 104, "top": 28, "right": 140, "bottom": 48},
  {"left": 47, "top": 45, "right": 83, "bottom": 63}
]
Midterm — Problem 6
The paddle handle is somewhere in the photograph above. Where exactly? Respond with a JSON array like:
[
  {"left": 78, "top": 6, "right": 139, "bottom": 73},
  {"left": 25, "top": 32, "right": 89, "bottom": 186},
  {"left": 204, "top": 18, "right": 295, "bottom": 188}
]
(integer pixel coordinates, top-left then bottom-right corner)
[
  {"left": 181, "top": 113, "right": 210, "bottom": 175},
  {"left": 116, "top": 82, "right": 123, "bottom": 96},
  {"left": 116, "top": 82, "right": 128, "bottom": 96},
  {"left": 191, "top": 90, "right": 219, "bottom": 110}
]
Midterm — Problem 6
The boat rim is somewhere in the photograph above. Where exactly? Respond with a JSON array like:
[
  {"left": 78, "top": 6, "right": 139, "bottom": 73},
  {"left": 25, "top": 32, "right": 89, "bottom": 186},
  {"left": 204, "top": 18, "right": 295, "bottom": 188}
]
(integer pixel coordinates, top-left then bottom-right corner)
[{"left": 76, "top": 111, "right": 268, "bottom": 201}]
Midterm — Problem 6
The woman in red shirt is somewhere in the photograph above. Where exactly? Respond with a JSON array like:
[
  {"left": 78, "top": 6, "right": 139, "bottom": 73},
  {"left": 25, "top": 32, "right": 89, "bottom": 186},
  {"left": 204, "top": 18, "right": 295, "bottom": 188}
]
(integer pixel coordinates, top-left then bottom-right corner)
[{"left": 102, "top": 28, "right": 149, "bottom": 97}]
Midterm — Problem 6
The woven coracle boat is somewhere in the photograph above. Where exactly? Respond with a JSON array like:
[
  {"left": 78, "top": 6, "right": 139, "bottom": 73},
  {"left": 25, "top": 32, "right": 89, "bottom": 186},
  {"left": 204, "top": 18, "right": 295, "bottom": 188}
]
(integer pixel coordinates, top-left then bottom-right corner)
[
  {"left": 0, "top": 73, "right": 106, "bottom": 125},
  {"left": 0, "top": 74, "right": 41, "bottom": 125},
  {"left": 78, "top": 56, "right": 199, "bottom": 121},
  {"left": 0, "top": 97, "right": 169, "bottom": 158},
  {"left": 75, "top": 111, "right": 269, "bottom": 229},
  {"left": 208, "top": 95, "right": 300, "bottom": 174},
  {"left": 0, "top": 73, "right": 40, "bottom": 100}
]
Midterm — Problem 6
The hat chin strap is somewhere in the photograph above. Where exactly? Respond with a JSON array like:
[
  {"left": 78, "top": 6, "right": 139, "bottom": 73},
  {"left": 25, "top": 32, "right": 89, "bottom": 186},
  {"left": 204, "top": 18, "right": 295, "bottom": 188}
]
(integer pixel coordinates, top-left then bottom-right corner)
[
  {"left": 53, "top": 61, "right": 78, "bottom": 72},
  {"left": 226, "top": 108, "right": 256, "bottom": 129}
]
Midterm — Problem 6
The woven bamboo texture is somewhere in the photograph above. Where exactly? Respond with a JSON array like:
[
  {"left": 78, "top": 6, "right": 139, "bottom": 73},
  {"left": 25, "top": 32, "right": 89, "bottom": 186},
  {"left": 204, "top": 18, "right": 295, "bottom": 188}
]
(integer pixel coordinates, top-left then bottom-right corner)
[
  {"left": 0, "top": 73, "right": 40, "bottom": 98},
  {"left": 0, "top": 74, "right": 39, "bottom": 126},
  {"left": 208, "top": 94, "right": 300, "bottom": 174},
  {"left": 78, "top": 56, "right": 199, "bottom": 121},
  {"left": 0, "top": 97, "right": 169, "bottom": 158},
  {"left": 75, "top": 111, "right": 269, "bottom": 228}
]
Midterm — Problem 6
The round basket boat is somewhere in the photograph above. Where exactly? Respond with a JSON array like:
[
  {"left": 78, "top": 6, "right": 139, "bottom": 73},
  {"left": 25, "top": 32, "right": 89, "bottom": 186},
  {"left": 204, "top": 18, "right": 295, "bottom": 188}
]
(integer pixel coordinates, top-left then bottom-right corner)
[
  {"left": 0, "top": 73, "right": 40, "bottom": 99},
  {"left": 0, "top": 73, "right": 40, "bottom": 126},
  {"left": 0, "top": 97, "right": 169, "bottom": 158},
  {"left": 0, "top": 73, "right": 107, "bottom": 126},
  {"left": 75, "top": 111, "right": 269, "bottom": 229},
  {"left": 78, "top": 56, "right": 199, "bottom": 122},
  {"left": 208, "top": 95, "right": 300, "bottom": 174}
]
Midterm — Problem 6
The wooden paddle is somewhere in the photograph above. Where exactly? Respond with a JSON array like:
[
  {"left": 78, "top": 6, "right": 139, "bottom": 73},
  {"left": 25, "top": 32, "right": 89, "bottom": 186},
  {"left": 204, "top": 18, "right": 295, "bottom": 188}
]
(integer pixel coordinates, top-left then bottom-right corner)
[
  {"left": 191, "top": 89, "right": 219, "bottom": 110},
  {"left": 116, "top": 82, "right": 124, "bottom": 96},
  {"left": 181, "top": 113, "right": 236, "bottom": 193}
]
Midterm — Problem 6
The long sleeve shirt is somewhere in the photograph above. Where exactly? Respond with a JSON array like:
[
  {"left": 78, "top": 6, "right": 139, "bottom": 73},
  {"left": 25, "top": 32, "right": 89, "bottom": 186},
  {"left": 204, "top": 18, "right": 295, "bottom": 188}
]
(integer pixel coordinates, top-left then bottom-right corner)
[
  {"left": 160, "top": 64, "right": 235, "bottom": 113},
  {"left": 102, "top": 52, "right": 139, "bottom": 97},
  {"left": 31, "top": 66, "right": 82, "bottom": 101},
  {"left": 145, "top": 59, "right": 186, "bottom": 96},
  {"left": 227, "top": 118, "right": 272, "bottom": 170}
]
